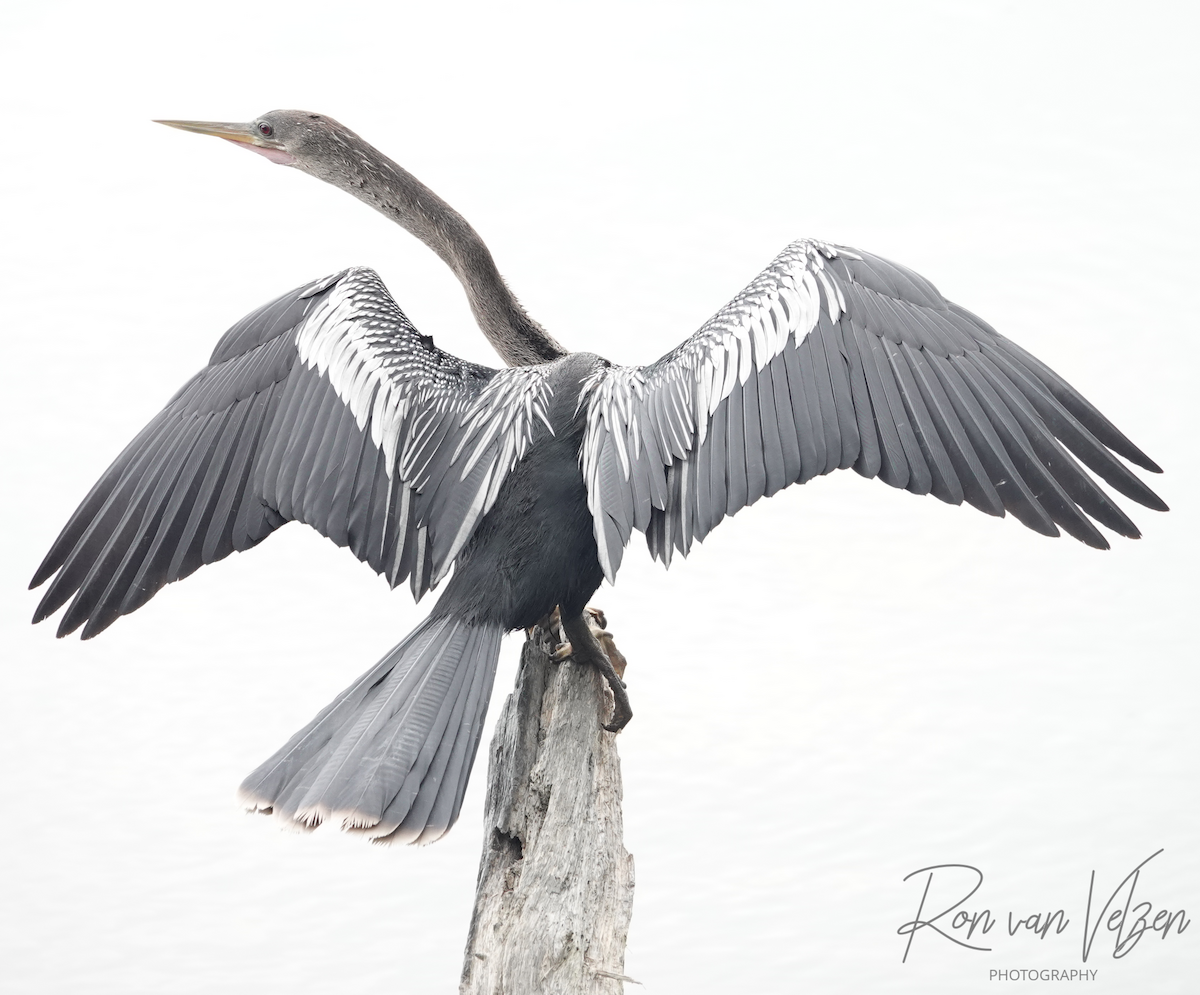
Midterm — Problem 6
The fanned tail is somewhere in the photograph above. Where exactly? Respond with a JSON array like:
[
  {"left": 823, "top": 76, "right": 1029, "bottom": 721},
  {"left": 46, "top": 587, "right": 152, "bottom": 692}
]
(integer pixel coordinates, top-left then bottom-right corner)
[{"left": 239, "top": 614, "right": 503, "bottom": 845}]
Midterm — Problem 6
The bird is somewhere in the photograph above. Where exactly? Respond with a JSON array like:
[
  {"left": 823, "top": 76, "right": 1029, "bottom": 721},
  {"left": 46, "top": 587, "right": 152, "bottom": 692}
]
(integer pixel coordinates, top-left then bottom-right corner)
[{"left": 30, "top": 110, "right": 1167, "bottom": 845}]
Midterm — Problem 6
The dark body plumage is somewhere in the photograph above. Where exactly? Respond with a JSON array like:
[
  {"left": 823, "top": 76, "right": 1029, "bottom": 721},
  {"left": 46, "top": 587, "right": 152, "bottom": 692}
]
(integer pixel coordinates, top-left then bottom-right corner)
[
  {"left": 30, "top": 110, "right": 1166, "bottom": 844},
  {"left": 433, "top": 351, "right": 607, "bottom": 630}
]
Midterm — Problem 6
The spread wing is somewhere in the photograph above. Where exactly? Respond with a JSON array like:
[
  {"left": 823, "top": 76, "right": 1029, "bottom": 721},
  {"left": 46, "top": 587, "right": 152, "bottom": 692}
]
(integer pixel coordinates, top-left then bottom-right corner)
[
  {"left": 31, "top": 267, "right": 553, "bottom": 638},
  {"left": 581, "top": 240, "right": 1166, "bottom": 580}
]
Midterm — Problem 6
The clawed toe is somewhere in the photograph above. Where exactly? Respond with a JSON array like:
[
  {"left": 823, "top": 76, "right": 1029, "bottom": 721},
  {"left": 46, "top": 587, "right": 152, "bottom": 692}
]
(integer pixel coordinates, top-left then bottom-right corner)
[
  {"left": 603, "top": 687, "right": 633, "bottom": 733},
  {"left": 559, "top": 610, "right": 633, "bottom": 733},
  {"left": 533, "top": 606, "right": 633, "bottom": 731}
]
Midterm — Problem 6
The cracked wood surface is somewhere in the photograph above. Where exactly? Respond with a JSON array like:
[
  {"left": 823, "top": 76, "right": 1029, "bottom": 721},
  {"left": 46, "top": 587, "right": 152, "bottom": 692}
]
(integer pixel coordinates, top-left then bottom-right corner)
[{"left": 460, "top": 617, "right": 635, "bottom": 994}]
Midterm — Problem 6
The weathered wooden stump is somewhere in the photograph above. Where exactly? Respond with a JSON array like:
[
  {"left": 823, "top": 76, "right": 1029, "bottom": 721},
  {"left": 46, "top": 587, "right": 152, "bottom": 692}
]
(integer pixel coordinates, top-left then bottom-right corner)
[{"left": 460, "top": 613, "right": 636, "bottom": 995}]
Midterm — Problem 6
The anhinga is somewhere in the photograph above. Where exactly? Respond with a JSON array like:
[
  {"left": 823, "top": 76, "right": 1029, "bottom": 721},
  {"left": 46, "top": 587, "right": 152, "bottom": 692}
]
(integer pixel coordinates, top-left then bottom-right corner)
[{"left": 30, "top": 111, "right": 1166, "bottom": 845}]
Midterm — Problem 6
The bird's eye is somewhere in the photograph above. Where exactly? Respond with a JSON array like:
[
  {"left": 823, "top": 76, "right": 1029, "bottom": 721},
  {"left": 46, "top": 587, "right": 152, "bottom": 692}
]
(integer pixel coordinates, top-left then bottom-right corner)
[{"left": 258, "top": 122, "right": 274, "bottom": 138}]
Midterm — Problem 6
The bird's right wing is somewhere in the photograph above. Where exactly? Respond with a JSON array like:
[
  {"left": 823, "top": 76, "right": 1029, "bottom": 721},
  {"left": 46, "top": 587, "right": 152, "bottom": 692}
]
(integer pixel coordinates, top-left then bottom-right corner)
[
  {"left": 581, "top": 240, "right": 1166, "bottom": 580},
  {"left": 31, "top": 268, "right": 554, "bottom": 639}
]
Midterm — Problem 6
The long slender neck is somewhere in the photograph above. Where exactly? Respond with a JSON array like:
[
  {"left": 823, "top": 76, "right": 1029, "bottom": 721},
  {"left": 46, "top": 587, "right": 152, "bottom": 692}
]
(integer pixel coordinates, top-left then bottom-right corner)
[{"left": 307, "top": 138, "right": 567, "bottom": 367}]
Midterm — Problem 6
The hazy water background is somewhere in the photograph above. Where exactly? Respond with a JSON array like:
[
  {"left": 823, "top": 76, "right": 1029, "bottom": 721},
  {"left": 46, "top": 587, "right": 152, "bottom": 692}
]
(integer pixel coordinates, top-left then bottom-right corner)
[{"left": 1, "top": 2, "right": 1196, "bottom": 991}]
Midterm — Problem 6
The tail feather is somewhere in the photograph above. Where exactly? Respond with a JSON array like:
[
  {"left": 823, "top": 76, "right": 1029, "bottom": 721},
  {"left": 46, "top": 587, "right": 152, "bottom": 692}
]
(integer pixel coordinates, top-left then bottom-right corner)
[
  {"left": 297, "top": 618, "right": 464, "bottom": 820},
  {"left": 239, "top": 614, "right": 503, "bottom": 843},
  {"left": 380, "top": 624, "right": 498, "bottom": 844},
  {"left": 321, "top": 620, "right": 479, "bottom": 830}
]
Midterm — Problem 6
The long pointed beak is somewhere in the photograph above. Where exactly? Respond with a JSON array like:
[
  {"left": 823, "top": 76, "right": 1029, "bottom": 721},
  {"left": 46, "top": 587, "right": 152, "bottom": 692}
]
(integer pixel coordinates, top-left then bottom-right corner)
[
  {"left": 154, "top": 119, "right": 298, "bottom": 166},
  {"left": 155, "top": 119, "right": 263, "bottom": 144}
]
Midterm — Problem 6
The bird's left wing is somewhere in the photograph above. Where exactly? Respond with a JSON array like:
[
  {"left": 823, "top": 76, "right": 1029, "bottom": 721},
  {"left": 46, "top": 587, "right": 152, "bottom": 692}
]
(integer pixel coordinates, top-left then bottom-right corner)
[
  {"left": 31, "top": 267, "right": 554, "bottom": 638},
  {"left": 581, "top": 240, "right": 1165, "bottom": 580}
]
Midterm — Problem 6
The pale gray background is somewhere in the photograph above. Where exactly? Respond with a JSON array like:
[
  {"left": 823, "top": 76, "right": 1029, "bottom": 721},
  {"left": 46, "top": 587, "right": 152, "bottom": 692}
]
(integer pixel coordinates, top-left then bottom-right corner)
[{"left": 1, "top": 2, "right": 1196, "bottom": 992}]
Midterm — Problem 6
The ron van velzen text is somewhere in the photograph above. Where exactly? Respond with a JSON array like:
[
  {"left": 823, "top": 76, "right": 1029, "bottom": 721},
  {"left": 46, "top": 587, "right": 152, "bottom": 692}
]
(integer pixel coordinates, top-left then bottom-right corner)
[{"left": 898, "top": 850, "right": 1189, "bottom": 963}]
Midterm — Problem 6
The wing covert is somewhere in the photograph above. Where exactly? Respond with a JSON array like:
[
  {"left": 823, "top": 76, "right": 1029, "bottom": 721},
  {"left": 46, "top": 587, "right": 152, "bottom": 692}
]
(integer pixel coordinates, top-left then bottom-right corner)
[{"left": 581, "top": 240, "right": 1165, "bottom": 580}]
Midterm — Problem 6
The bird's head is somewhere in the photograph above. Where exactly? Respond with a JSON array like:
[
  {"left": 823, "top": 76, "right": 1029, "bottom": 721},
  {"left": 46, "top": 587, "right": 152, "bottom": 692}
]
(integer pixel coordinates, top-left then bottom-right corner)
[{"left": 155, "top": 110, "right": 364, "bottom": 177}]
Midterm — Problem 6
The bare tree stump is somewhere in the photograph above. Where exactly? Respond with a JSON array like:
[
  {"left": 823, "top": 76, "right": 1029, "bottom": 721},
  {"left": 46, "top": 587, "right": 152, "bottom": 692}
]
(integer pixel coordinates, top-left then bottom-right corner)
[{"left": 460, "top": 613, "right": 636, "bottom": 995}]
